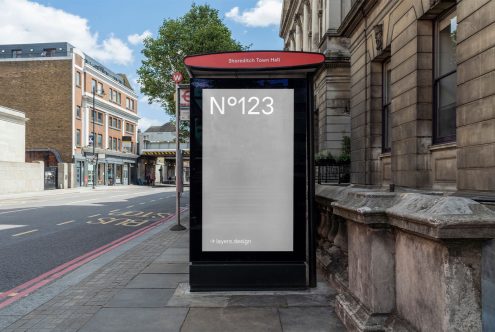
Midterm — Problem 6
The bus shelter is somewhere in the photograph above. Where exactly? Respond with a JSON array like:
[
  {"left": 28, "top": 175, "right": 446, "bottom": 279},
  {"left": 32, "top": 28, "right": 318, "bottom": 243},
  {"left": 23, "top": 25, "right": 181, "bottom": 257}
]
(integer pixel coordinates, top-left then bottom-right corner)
[{"left": 184, "top": 51, "right": 325, "bottom": 291}]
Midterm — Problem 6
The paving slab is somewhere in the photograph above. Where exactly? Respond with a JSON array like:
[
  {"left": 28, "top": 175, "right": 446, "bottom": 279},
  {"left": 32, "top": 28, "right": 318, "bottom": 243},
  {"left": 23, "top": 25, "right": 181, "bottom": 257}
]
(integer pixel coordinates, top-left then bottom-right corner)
[
  {"left": 180, "top": 307, "right": 282, "bottom": 332},
  {"left": 105, "top": 289, "right": 175, "bottom": 308},
  {"left": 0, "top": 315, "right": 21, "bottom": 330},
  {"left": 142, "top": 263, "right": 189, "bottom": 274},
  {"left": 227, "top": 295, "right": 287, "bottom": 307},
  {"left": 163, "top": 248, "right": 189, "bottom": 255},
  {"left": 78, "top": 307, "right": 188, "bottom": 332},
  {"left": 154, "top": 252, "right": 189, "bottom": 263},
  {"left": 125, "top": 274, "right": 188, "bottom": 289},
  {"left": 279, "top": 307, "right": 345, "bottom": 332},
  {"left": 285, "top": 294, "right": 333, "bottom": 307}
]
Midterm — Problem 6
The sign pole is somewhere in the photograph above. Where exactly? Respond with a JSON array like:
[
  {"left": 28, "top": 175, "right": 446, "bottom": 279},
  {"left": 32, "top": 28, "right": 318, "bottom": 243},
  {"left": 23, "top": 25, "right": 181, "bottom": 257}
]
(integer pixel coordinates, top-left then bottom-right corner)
[{"left": 171, "top": 77, "right": 186, "bottom": 231}]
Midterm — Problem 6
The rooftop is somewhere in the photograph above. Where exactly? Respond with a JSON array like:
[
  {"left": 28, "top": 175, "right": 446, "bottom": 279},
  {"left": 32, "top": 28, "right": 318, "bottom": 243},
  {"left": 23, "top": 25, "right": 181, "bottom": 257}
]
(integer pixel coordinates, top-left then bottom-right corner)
[
  {"left": 0, "top": 42, "right": 132, "bottom": 89},
  {"left": 145, "top": 122, "right": 176, "bottom": 133}
]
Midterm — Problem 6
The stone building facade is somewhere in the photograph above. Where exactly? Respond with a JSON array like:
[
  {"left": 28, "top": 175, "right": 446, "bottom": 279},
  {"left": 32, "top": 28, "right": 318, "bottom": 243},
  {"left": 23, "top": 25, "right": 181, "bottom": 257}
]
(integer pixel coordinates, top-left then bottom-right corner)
[
  {"left": 281, "top": 1, "right": 495, "bottom": 331},
  {"left": 341, "top": 0, "right": 495, "bottom": 195},
  {"left": 280, "top": 0, "right": 352, "bottom": 158},
  {"left": 281, "top": 0, "right": 495, "bottom": 196},
  {"left": 0, "top": 43, "right": 139, "bottom": 187}
]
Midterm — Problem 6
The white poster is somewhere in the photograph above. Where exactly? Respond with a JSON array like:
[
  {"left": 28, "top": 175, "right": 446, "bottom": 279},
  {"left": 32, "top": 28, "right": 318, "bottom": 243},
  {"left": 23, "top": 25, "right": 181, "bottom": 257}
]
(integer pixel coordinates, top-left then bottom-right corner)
[{"left": 202, "top": 89, "right": 294, "bottom": 251}]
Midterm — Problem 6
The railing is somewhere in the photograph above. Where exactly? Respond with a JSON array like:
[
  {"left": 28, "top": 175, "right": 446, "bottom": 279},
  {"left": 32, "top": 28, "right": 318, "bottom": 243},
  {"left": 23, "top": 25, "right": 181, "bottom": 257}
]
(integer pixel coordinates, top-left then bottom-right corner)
[{"left": 315, "top": 161, "right": 350, "bottom": 184}]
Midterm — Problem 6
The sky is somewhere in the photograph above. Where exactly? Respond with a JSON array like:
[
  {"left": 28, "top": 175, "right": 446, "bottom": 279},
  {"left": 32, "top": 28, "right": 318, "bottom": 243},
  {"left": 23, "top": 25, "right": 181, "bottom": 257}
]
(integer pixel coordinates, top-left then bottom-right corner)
[{"left": 0, "top": 0, "right": 284, "bottom": 130}]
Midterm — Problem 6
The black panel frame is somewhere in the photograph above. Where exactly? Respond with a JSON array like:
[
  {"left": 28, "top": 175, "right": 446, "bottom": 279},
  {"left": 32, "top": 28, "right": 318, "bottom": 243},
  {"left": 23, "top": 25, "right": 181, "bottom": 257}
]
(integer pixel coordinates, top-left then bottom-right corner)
[{"left": 189, "top": 78, "right": 308, "bottom": 266}]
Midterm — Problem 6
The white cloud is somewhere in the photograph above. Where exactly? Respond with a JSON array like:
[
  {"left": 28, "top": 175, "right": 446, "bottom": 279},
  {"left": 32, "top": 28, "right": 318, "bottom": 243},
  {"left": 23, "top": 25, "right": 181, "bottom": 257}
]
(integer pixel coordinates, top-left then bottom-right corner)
[
  {"left": 138, "top": 116, "right": 162, "bottom": 131},
  {"left": 0, "top": 0, "right": 133, "bottom": 65},
  {"left": 128, "top": 30, "right": 152, "bottom": 45},
  {"left": 226, "top": 0, "right": 282, "bottom": 27}
]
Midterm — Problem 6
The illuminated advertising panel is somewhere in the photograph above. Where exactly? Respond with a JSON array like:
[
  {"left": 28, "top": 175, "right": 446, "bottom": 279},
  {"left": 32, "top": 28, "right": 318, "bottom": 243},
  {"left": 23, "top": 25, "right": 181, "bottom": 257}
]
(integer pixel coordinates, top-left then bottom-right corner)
[{"left": 202, "top": 89, "right": 294, "bottom": 251}]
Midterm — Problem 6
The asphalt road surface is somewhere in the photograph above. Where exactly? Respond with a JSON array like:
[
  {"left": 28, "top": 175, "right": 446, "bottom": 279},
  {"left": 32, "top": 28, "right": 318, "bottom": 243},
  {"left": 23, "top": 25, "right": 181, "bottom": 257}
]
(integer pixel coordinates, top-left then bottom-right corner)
[{"left": 0, "top": 186, "right": 188, "bottom": 293}]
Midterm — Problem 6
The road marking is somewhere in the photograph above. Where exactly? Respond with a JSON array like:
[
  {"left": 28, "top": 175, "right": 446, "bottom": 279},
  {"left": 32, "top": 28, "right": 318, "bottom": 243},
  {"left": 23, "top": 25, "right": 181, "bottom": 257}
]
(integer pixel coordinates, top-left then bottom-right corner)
[
  {"left": 0, "top": 208, "right": 38, "bottom": 215},
  {"left": 126, "top": 205, "right": 134, "bottom": 208},
  {"left": 0, "top": 225, "right": 26, "bottom": 231},
  {"left": 88, "top": 214, "right": 101, "bottom": 218},
  {"left": 110, "top": 209, "right": 120, "bottom": 212},
  {"left": 57, "top": 220, "right": 75, "bottom": 226},
  {"left": 0, "top": 209, "right": 187, "bottom": 310},
  {"left": 139, "top": 203, "right": 145, "bottom": 205},
  {"left": 7, "top": 293, "right": 17, "bottom": 297},
  {"left": 151, "top": 200, "right": 156, "bottom": 202},
  {"left": 12, "top": 229, "right": 38, "bottom": 237}
]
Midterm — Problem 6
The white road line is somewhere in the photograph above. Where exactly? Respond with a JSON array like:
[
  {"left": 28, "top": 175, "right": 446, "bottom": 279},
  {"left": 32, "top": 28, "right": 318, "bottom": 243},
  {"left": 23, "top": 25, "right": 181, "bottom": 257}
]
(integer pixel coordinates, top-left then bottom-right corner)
[
  {"left": 139, "top": 203, "right": 145, "bottom": 205},
  {"left": 57, "top": 220, "right": 75, "bottom": 226},
  {"left": 126, "top": 205, "right": 134, "bottom": 208},
  {"left": 110, "top": 209, "right": 120, "bottom": 212},
  {"left": 12, "top": 229, "right": 38, "bottom": 237},
  {"left": 0, "top": 208, "right": 38, "bottom": 215},
  {"left": 0, "top": 225, "right": 26, "bottom": 231},
  {"left": 88, "top": 214, "right": 101, "bottom": 218},
  {"left": 151, "top": 200, "right": 156, "bottom": 202}
]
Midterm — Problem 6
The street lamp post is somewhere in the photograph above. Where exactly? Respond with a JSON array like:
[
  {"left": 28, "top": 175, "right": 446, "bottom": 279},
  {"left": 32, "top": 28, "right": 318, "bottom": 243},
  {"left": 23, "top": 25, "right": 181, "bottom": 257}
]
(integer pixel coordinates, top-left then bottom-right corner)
[{"left": 91, "top": 86, "right": 104, "bottom": 189}]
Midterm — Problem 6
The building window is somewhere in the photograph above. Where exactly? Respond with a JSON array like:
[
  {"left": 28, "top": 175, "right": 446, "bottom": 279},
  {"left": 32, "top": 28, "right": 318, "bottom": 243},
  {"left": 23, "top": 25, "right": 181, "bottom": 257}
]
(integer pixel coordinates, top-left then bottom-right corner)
[
  {"left": 75, "top": 71, "right": 81, "bottom": 87},
  {"left": 76, "top": 105, "right": 81, "bottom": 118},
  {"left": 91, "top": 110, "right": 103, "bottom": 124},
  {"left": 41, "top": 48, "right": 56, "bottom": 57},
  {"left": 434, "top": 10, "right": 457, "bottom": 144},
  {"left": 12, "top": 49, "right": 22, "bottom": 58},
  {"left": 126, "top": 98, "right": 135, "bottom": 111},
  {"left": 118, "top": 119, "right": 122, "bottom": 129},
  {"left": 97, "top": 82, "right": 104, "bottom": 95},
  {"left": 125, "top": 123, "right": 134, "bottom": 134},
  {"left": 108, "top": 136, "right": 112, "bottom": 149},
  {"left": 76, "top": 129, "right": 81, "bottom": 146},
  {"left": 118, "top": 138, "right": 121, "bottom": 151},
  {"left": 91, "top": 79, "right": 97, "bottom": 93},
  {"left": 113, "top": 138, "right": 117, "bottom": 150},
  {"left": 97, "top": 134, "right": 103, "bottom": 148},
  {"left": 382, "top": 59, "right": 392, "bottom": 152},
  {"left": 109, "top": 89, "right": 121, "bottom": 104}
]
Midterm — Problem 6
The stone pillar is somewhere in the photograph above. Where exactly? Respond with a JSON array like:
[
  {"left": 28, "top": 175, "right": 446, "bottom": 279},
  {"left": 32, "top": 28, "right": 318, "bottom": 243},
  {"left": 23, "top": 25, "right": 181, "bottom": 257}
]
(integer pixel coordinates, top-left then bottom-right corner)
[
  {"left": 323, "top": 188, "right": 495, "bottom": 332},
  {"left": 303, "top": 2, "right": 309, "bottom": 51},
  {"left": 311, "top": 0, "right": 319, "bottom": 51},
  {"left": 295, "top": 21, "right": 302, "bottom": 51}
]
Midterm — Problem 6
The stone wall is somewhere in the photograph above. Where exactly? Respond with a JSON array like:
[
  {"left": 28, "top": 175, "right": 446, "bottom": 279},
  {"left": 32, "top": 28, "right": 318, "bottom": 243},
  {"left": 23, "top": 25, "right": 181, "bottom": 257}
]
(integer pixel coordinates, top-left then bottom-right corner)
[
  {"left": 0, "top": 161, "right": 44, "bottom": 194},
  {"left": 456, "top": 0, "right": 495, "bottom": 193},
  {"left": 0, "top": 106, "right": 26, "bottom": 163},
  {"left": 316, "top": 184, "right": 495, "bottom": 331},
  {"left": 340, "top": 0, "right": 495, "bottom": 194}
]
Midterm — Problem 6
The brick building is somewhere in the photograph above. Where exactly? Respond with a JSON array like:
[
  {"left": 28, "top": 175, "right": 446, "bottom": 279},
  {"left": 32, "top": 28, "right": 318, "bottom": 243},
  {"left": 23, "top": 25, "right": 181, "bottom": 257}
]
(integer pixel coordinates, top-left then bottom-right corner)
[
  {"left": 280, "top": 0, "right": 495, "bottom": 197},
  {"left": 0, "top": 42, "right": 139, "bottom": 187}
]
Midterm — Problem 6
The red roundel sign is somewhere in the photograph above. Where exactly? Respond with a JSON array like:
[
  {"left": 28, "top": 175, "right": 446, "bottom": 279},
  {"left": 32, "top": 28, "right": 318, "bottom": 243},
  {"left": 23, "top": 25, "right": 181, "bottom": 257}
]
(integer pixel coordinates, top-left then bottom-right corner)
[{"left": 172, "top": 72, "right": 183, "bottom": 83}]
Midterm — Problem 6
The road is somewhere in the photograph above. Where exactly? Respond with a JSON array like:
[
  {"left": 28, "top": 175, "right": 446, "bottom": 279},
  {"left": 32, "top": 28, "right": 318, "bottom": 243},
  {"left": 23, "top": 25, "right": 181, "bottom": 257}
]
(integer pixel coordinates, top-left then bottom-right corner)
[{"left": 0, "top": 186, "right": 188, "bottom": 294}]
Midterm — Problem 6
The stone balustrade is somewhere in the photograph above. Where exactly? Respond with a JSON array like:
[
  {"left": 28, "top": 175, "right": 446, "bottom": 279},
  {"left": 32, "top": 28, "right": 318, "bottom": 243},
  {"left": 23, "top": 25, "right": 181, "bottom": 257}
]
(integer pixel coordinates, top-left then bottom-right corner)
[{"left": 315, "top": 185, "right": 495, "bottom": 331}]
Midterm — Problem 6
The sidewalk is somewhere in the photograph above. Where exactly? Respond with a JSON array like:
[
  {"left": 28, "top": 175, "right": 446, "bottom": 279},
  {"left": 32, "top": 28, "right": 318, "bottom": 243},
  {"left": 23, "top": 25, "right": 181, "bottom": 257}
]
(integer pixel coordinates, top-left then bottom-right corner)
[{"left": 0, "top": 214, "right": 344, "bottom": 332}]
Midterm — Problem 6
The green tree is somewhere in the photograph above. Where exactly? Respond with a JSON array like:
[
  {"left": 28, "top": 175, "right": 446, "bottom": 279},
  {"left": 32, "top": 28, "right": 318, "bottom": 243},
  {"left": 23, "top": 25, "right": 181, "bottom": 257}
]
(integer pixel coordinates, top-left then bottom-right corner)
[{"left": 138, "top": 4, "right": 247, "bottom": 121}]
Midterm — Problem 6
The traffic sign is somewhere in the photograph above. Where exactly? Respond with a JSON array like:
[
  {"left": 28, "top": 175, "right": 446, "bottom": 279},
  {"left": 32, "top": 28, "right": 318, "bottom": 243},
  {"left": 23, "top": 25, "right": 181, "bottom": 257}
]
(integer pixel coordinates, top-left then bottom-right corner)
[
  {"left": 172, "top": 72, "right": 183, "bottom": 84},
  {"left": 179, "top": 88, "right": 190, "bottom": 108}
]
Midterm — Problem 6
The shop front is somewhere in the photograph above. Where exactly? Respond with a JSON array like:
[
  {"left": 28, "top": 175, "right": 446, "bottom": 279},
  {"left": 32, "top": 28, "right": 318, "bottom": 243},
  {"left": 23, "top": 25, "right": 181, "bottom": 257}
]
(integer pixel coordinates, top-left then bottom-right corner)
[{"left": 76, "top": 148, "right": 138, "bottom": 187}]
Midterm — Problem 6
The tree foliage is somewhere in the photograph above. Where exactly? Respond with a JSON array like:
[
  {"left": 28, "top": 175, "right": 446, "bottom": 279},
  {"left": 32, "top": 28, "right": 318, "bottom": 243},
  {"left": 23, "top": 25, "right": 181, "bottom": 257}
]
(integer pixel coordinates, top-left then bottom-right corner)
[{"left": 138, "top": 4, "right": 247, "bottom": 116}]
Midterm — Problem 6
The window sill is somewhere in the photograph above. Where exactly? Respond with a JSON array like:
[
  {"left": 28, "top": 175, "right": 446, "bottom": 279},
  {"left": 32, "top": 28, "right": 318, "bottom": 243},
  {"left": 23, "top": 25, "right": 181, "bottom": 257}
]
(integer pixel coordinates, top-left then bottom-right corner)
[
  {"left": 379, "top": 152, "right": 391, "bottom": 159},
  {"left": 429, "top": 141, "right": 457, "bottom": 152}
]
